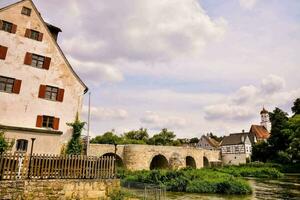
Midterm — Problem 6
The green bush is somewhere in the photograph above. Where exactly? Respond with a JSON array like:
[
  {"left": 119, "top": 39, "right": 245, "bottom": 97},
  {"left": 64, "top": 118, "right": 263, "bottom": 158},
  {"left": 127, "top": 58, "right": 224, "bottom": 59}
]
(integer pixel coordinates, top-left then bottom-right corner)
[
  {"left": 121, "top": 168, "right": 253, "bottom": 195},
  {"left": 0, "top": 131, "right": 9, "bottom": 153}
]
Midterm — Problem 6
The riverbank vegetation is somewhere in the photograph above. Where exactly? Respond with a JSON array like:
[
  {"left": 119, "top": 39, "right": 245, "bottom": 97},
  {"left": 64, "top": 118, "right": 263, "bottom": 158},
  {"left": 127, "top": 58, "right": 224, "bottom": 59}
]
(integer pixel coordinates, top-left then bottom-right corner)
[
  {"left": 120, "top": 168, "right": 252, "bottom": 195},
  {"left": 252, "top": 98, "right": 300, "bottom": 170}
]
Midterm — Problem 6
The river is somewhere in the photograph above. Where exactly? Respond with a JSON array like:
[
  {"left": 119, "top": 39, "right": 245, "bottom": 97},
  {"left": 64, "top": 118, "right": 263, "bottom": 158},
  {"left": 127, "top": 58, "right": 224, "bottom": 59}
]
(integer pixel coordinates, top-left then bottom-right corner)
[{"left": 166, "top": 174, "right": 300, "bottom": 200}]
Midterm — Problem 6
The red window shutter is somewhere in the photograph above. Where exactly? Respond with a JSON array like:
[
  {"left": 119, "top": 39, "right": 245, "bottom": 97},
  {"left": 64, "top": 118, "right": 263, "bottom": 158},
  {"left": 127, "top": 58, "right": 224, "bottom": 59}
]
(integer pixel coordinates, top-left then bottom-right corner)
[
  {"left": 0, "top": 20, "right": 3, "bottom": 30},
  {"left": 11, "top": 24, "right": 17, "bottom": 34},
  {"left": 43, "top": 57, "right": 51, "bottom": 70},
  {"left": 0, "top": 46, "right": 8, "bottom": 60},
  {"left": 24, "top": 52, "right": 32, "bottom": 65},
  {"left": 25, "top": 29, "right": 31, "bottom": 38},
  {"left": 38, "top": 85, "right": 46, "bottom": 98},
  {"left": 53, "top": 118, "right": 60, "bottom": 130},
  {"left": 38, "top": 32, "right": 43, "bottom": 41},
  {"left": 57, "top": 89, "right": 65, "bottom": 102},
  {"left": 12, "top": 79, "right": 22, "bottom": 94},
  {"left": 36, "top": 115, "right": 43, "bottom": 128}
]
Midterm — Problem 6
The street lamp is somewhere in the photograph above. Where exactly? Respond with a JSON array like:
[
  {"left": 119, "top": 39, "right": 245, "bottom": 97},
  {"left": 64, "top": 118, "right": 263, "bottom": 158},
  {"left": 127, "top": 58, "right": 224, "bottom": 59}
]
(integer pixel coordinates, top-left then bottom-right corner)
[{"left": 27, "top": 138, "right": 36, "bottom": 179}]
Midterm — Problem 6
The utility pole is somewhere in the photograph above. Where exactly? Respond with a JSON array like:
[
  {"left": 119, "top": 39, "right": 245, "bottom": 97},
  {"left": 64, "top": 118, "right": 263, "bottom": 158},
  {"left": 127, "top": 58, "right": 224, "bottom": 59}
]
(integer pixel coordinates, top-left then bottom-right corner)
[{"left": 86, "top": 92, "right": 91, "bottom": 155}]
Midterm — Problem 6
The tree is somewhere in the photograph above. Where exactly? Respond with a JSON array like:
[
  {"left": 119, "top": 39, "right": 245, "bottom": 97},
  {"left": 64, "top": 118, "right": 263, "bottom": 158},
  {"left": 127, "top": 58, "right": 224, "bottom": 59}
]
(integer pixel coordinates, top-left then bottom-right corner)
[
  {"left": 148, "top": 128, "right": 176, "bottom": 146},
  {"left": 251, "top": 141, "right": 271, "bottom": 162},
  {"left": 90, "top": 131, "right": 122, "bottom": 144},
  {"left": 268, "top": 107, "right": 290, "bottom": 153},
  {"left": 189, "top": 137, "right": 199, "bottom": 144},
  {"left": 287, "top": 115, "right": 300, "bottom": 162},
  {"left": 124, "top": 128, "right": 149, "bottom": 141},
  {"left": 292, "top": 98, "right": 300, "bottom": 115},
  {"left": 0, "top": 131, "right": 9, "bottom": 154},
  {"left": 66, "top": 114, "right": 86, "bottom": 155}
]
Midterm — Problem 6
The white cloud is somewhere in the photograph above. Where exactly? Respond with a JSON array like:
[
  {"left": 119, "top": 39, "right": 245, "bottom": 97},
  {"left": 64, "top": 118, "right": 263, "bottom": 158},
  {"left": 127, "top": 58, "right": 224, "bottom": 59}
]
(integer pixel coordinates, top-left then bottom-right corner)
[
  {"left": 204, "top": 104, "right": 255, "bottom": 121},
  {"left": 261, "top": 74, "right": 286, "bottom": 94},
  {"left": 239, "top": 0, "right": 258, "bottom": 10},
  {"left": 204, "top": 75, "right": 299, "bottom": 122},
  {"left": 69, "top": 57, "right": 123, "bottom": 85},
  {"left": 83, "top": 105, "right": 128, "bottom": 121},
  {"left": 140, "top": 111, "right": 188, "bottom": 130}
]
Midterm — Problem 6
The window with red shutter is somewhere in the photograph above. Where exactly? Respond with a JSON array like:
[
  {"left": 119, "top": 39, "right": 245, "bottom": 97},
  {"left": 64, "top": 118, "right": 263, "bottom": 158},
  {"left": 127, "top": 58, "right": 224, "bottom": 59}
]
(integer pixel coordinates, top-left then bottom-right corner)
[
  {"left": 0, "top": 45, "right": 8, "bottom": 60},
  {"left": 38, "top": 33, "right": 43, "bottom": 41},
  {"left": 24, "top": 52, "right": 32, "bottom": 65},
  {"left": 38, "top": 85, "right": 46, "bottom": 98},
  {"left": 36, "top": 115, "right": 43, "bottom": 128},
  {"left": 53, "top": 118, "right": 60, "bottom": 130},
  {"left": 12, "top": 79, "right": 22, "bottom": 94},
  {"left": 43, "top": 57, "right": 51, "bottom": 70},
  {"left": 57, "top": 89, "right": 65, "bottom": 102}
]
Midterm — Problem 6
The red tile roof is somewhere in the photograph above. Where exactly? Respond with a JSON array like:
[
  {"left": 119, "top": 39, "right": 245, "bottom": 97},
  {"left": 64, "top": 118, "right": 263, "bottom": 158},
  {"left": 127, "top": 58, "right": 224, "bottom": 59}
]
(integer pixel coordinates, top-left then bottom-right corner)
[{"left": 250, "top": 125, "right": 270, "bottom": 140}]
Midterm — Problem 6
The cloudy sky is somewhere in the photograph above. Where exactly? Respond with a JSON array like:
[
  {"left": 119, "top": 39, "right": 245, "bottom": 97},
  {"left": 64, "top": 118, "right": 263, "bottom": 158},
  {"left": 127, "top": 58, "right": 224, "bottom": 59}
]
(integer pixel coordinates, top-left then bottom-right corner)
[{"left": 2, "top": 0, "right": 300, "bottom": 138}]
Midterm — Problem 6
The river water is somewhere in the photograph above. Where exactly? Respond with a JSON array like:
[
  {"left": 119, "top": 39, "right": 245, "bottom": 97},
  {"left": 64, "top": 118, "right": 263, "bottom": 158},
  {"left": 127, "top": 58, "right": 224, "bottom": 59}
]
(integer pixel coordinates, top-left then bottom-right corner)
[{"left": 166, "top": 174, "right": 300, "bottom": 200}]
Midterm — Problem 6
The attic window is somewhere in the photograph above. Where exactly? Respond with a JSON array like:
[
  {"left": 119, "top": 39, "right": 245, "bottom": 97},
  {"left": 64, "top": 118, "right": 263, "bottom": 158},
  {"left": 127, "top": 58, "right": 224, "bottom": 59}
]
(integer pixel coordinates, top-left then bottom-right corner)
[{"left": 21, "top": 7, "right": 31, "bottom": 16}]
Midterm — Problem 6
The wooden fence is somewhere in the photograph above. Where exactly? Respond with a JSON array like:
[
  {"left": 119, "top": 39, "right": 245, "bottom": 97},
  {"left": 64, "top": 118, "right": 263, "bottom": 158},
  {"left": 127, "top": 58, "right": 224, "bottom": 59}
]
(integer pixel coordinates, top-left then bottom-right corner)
[{"left": 0, "top": 153, "right": 115, "bottom": 180}]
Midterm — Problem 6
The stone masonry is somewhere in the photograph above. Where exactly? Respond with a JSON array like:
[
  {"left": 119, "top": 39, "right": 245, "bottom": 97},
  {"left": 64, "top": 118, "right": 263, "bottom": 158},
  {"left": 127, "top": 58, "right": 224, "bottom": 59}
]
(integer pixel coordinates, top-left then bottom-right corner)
[{"left": 88, "top": 144, "right": 221, "bottom": 170}]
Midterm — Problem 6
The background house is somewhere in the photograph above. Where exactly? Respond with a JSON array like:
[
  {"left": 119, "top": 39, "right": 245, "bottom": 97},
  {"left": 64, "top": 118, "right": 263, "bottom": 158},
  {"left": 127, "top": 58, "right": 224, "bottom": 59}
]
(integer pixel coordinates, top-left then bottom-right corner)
[
  {"left": 197, "top": 134, "right": 220, "bottom": 150},
  {"left": 0, "top": 0, "right": 87, "bottom": 154},
  {"left": 220, "top": 132, "right": 252, "bottom": 165}
]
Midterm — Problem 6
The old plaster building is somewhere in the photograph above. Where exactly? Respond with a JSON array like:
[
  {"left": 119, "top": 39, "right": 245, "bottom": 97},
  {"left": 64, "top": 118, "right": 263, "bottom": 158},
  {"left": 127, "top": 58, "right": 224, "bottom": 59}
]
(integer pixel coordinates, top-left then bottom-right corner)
[
  {"left": 249, "top": 108, "right": 271, "bottom": 143},
  {"left": 220, "top": 132, "right": 252, "bottom": 165},
  {"left": 197, "top": 134, "right": 220, "bottom": 150},
  {"left": 0, "top": 0, "right": 88, "bottom": 154}
]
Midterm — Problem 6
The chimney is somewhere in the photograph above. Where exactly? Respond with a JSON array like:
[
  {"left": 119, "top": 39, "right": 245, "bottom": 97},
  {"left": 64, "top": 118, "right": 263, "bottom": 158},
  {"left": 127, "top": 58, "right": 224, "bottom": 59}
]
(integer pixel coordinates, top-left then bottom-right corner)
[{"left": 46, "top": 23, "right": 62, "bottom": 42}]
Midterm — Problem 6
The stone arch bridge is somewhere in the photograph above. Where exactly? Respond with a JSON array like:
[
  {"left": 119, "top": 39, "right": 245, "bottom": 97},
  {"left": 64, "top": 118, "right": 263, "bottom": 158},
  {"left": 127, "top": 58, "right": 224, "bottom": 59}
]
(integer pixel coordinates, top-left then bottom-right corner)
[{"left": 88, "top": 144, "right": 221, "bottom": 171}]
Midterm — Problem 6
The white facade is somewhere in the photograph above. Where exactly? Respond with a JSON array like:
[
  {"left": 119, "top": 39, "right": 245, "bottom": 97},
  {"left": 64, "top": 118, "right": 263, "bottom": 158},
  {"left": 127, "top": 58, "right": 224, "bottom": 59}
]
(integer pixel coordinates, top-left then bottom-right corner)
[
  {"left": 260, "top": 110, "right": 271, "bottom": 132},
  {"left": 197, "top": 135, "right": 218, "bottom": 150},
  {"left": 0, "top": 0, "right": 87, "bottom": 154}
]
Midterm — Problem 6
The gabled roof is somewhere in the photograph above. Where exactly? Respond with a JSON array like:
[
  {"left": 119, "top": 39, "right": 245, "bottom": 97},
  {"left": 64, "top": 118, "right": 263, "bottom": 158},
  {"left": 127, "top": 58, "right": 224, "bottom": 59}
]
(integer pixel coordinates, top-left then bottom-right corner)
[
  {"left": 202, "top": 135, "right": 220, "bottom": 148},
  {"left": 250, "top": 125, "right": 270, "bottom": 140},
  {"left": 220, "top": 132, "right": 250, "bottom": 146},
  {"left": 0, "top": 0, "right": 88, "bottom": 93}
]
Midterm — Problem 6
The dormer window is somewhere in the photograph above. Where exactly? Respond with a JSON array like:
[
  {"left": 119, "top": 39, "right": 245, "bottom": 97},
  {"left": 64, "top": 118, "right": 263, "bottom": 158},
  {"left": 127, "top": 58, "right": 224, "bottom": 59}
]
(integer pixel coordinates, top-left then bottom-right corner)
[{"left": 21, "top": 7, "right": 32, "bottom": 16}]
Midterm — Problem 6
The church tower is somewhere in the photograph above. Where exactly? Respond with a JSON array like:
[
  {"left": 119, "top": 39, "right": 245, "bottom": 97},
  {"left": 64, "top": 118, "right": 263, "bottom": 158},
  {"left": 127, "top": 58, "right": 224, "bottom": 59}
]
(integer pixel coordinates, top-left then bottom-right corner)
[{"left": 260, "top": 107, "right": 271, "bottom": 132}]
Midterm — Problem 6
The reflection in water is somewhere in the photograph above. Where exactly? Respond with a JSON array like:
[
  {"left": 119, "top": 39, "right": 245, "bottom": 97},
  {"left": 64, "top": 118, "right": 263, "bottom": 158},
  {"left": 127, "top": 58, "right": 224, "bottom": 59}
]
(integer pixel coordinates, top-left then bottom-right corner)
[{"left": 166, "top": 174, "right": 300, "bottom": 200}]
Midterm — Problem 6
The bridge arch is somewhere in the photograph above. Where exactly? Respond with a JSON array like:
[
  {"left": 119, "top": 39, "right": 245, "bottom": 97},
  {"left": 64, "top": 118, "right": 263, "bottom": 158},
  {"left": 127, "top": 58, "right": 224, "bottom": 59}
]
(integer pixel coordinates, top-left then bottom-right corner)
[
  {"left": 203, "top": 156, "right": 210, "bottom": 167},
  {"left": 150, "top": 154, "right": 169, "bottom": 170},
  {"left": 186, "top": 156, "right": 196, "bottom": 168},
  {"left": 101, "top": 153, "right": 124, "bottom": 168}
]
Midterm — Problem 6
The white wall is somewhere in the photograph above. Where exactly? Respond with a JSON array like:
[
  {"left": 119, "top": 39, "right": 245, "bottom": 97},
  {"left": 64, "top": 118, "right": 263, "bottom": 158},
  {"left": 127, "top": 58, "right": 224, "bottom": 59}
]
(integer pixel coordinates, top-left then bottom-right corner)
[{"left": 0, "top": 1, "right": 86, "bottom": 154}]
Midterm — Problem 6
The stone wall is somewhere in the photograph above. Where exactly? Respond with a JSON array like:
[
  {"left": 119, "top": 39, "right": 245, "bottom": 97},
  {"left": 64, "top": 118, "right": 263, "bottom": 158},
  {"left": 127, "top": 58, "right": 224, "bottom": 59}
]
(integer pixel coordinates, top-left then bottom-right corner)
[
  {"left": 0, "top": 179, "right": 120, "bottom": 200},
  {"left": 222, "top": 153, "right": 249, "bottom": 165}
]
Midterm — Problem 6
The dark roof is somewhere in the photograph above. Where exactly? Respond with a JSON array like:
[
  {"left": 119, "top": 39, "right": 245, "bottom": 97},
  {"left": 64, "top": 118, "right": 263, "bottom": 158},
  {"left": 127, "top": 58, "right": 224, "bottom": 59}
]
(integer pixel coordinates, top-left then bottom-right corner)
[
  {"left": 260, "top": 107, "right": 269, "bottom": 114},
  {"left": 45, "top": 22, "right": 62, "bottom": 33},
  {"left": 220, "top": 132, "right": 250, "bottom": 146},
  {"left": 250, "top": 125, "right": 270, "bottom": 140},
  {"left": 202, "top": 135, "right": 220, "bottom": 148}
]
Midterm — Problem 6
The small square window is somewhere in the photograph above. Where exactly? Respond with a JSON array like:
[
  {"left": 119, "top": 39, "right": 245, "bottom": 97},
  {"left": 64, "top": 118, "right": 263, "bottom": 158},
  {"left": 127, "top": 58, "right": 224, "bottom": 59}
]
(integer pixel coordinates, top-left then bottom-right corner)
[
  {"left": 30, "top": 30, "right": 39, "bottom": 40},
  {"left": 21, "top": 7, "right": 31, "bottom": 16},
  {"left": 42, "top": 116, "right": 54, "bottom": 129},
  {"left": 31, "top": 54, "right": 45, "bottom": 68},
  {"left": 0, "top": 76, "right": 14, "bottom": 93},
  {"left": 2, "top": 21, "right": 13, "bottom": 33},
  {"left": 45, "top": 86, "right": 58, "bottom": 101},
  {"left": 16, "top": 139, "right": 28, "bottom": 152}
]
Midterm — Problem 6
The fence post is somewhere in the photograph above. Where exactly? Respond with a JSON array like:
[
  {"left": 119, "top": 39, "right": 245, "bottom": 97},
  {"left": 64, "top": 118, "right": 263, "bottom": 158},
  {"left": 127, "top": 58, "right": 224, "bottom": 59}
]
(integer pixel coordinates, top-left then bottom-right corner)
[{"left": 27, "top": 138, "right": 36, "bottom": 179}]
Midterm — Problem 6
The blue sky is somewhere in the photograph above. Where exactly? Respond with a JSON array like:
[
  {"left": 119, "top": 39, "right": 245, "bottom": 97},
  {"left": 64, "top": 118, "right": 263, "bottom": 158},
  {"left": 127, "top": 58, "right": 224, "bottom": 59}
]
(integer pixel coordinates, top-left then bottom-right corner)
[{"left": 1, "top": 0, "right": 299, "bottom": 138}]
